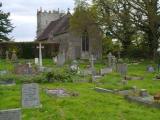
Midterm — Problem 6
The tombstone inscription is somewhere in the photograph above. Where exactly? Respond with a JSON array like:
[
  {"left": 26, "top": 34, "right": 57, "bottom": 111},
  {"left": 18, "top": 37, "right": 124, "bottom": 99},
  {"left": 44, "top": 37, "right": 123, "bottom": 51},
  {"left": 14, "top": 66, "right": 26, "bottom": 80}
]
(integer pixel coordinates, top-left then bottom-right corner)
[
  {"left": 22, "top": 83, "right": 40, "bottom": 108},
  {"left": 0, "top": 108, "right": 21, "bottom": 120}
]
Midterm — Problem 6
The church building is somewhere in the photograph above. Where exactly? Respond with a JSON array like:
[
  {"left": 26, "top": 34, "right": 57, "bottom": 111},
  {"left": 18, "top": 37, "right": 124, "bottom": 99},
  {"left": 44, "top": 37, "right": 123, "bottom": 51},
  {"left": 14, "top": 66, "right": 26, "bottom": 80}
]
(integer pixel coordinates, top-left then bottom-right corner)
[{"left": 36, "top": 9, "right": 102, "bottom": 60}]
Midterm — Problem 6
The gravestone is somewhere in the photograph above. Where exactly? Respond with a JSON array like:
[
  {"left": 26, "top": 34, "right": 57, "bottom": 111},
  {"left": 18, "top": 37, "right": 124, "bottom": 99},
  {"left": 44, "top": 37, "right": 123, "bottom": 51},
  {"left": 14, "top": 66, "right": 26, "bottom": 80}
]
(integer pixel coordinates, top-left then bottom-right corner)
[
  {"left": 117, "top": 63, "right": 128, "bottom": 76},
  {"left": 0, "top": 108, "right": 21, "bottom": 120},
  {"left": 89, "top": 55, "right": 96, "bottom": 76},
  {"left": 22, "top": 83, "right": 40, "bottom": 108},
  {"left": 0, "top": 79, "right": 15, "bottom": 86},
  {"left": 57, "top": 53, "right": 65, "bottom": 66},
  {"left": 11, "top": 50, "right": 18, "bottom": 62},
  {"left": 5, "top": 51, "right": 9, "bottom": 60},
  {"left": 14, "top": 64, "right": 37, "bottom": 75},
  {"left": 107, "top": 52, "right": 112, "bottom": 67},
  {"left": 36, "top": 42, "right": 44, "bottom": 67},
  {"left": 100, "top": 67, "right": 113, "bottom": 76},
  {"left": 112, "top": 55, "right": 117, "bottom": 70},
  {"left": 35, "top": 58, "right": 39, "bottom": 65},
  {"left": 53, "top": 56, "right": 58, "bottom": 64}
]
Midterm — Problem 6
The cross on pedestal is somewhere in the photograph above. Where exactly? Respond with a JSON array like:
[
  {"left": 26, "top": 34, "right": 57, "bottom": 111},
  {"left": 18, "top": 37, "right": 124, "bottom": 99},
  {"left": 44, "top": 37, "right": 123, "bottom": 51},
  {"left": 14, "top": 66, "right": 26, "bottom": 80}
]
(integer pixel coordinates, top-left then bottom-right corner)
[
  {"left": 36, "top": 42, "right": 44, "bottom": 67},
  {"left": 90, "top": 55, "right": 96, "bottom": 70}
]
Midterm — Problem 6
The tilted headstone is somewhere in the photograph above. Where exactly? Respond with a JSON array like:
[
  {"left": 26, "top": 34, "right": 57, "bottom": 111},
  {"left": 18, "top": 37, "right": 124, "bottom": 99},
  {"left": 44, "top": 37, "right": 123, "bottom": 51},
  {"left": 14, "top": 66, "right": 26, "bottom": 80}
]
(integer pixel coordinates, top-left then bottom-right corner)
[
  {"left": 107, "top": 52, "right": 112, "bottom": 67},
  {"left": 0, "top": 108, "right": 21, "bottom": 120},
  {"left": 57, "top": 53, "right": 65, "bottom": 66},
  {"left": 117, "top": 63, "right": 128, "bottom": 76},
  {"left": 22, "top": 83, "right": 40, "bottom": 108}
]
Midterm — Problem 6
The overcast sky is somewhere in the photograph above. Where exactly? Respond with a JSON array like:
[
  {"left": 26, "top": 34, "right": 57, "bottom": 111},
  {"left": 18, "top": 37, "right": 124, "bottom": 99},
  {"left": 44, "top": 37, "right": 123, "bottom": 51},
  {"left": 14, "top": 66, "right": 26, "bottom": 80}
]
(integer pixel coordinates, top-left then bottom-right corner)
[{"left": 1, "top": 0, "right": 75, "bottom": 42}]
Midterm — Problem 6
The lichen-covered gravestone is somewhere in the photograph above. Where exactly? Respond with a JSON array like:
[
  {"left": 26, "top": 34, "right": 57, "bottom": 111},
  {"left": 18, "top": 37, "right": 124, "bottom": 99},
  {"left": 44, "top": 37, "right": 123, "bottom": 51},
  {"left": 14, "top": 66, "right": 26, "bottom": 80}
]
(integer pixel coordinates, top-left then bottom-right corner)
[
  {"left": 11, "top": 50, "right": 18, "bottom": 62},
  {"left": 117, "top": 63, "right": 128, "bottom": 77},
  {"left": 57, "top": 53, "right": 65, "bottom": 66},
  {"left": 0, "top": 108, "right": 21, "bottom": 120},
  {"left": 22, "top": 83, "right": 40, "bottom": 108}
]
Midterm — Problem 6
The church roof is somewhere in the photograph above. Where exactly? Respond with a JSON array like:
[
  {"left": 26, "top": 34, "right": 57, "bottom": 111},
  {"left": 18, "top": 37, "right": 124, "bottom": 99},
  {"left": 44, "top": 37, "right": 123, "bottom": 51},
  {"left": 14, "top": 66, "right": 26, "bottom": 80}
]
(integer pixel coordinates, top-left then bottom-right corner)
[{"left": 37, "top": 14, "right": 71, "bottom": 41}]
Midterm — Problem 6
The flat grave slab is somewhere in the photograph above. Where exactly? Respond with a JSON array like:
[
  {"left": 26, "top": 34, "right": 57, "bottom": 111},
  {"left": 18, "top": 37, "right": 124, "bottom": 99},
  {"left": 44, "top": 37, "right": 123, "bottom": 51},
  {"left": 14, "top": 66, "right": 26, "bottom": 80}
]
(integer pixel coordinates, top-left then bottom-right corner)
[
  {"left": 22, "top": 83, "right": 40, "bottom": 108},
  {"left": 0, "top": 108, "right": 21, "bottom": 120},
  {"left": 0, "top": 79, "right": 15, "bottom": 86}
]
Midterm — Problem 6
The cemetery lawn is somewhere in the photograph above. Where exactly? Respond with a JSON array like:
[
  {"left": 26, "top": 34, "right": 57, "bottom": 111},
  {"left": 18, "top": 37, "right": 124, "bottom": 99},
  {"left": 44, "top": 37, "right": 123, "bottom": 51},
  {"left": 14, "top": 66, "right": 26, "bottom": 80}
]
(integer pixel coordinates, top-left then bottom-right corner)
[{"left": 1, "top": 59, "right": 160, "bottom": 120}]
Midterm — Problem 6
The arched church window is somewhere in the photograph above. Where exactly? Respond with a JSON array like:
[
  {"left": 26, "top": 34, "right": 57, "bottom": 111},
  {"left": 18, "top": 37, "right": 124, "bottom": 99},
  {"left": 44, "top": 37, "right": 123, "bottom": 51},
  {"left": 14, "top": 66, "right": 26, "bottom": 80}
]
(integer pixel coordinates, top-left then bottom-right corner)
[{"left": 82, "top": 30, "right": 89, "bottom": 52}]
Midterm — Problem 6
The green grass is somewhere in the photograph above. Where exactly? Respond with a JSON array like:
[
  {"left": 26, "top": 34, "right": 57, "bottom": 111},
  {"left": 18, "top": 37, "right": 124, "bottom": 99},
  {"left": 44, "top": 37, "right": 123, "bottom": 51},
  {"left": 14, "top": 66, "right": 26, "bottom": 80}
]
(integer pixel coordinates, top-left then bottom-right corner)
[{"left": 1, "top": 59, "right": 160, "bottom": 120}]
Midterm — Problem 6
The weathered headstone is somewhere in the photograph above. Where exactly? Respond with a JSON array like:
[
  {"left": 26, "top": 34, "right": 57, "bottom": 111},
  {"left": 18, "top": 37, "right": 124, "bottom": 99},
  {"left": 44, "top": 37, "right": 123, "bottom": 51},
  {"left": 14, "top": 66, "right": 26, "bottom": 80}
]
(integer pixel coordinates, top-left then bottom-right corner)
[
  {"left": 0, "top": 108, "right": 21, "bottom": 120},
  {"left": 14, "top": 64, "right": 36, "bottom": 75},
  {"left": 5, "top": 51, "right": 9, "bottom": 60},
  {"left": 11, "top": 50, "right": 18, "bottom": 62},
  {"left": 107, "top": 52, "right": 112, "bottom": 67},
  {"left": 35, "top": 58, "right": 39, "bottom": 65},
  {"left": 89, "top": 55, "right": 96, "bottom": 76},
  {"left": 112, "top": 55, "right": 117, "bottom": 70},
  {"left": 117, "top": 63, "right": 128, "bottom": 76},
  {"left": 57, "top": 53, "right": 65, "bottom": 66},
  {"left": 100, "top": 67, "right": 112, "bottom": 76},
  {"left": 22, "top": 83, "right": 40, "bottom": 108}
]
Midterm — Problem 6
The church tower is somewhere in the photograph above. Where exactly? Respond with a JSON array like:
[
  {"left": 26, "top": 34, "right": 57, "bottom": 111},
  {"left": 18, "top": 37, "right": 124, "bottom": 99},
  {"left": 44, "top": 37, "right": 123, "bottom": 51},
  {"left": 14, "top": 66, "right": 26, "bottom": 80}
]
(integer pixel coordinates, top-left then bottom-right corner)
[{"left": 36, "top": 8, "right": 63, "bottom": 38}]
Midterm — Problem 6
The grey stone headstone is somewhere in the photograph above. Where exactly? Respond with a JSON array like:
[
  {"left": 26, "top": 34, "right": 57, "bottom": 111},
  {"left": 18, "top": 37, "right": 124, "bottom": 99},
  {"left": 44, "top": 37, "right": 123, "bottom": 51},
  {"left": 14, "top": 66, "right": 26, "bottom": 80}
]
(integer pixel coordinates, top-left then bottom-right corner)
[
  {"left": 107, "top": 52, "right": 112, "bottom": 67},
  {"left": 112, "top": 56, "right": 117, "bottom": 70},
  {"left": 22, "top": 83, "right": 40, "bottom": 108},
  {"left": 5, "top": 51, "right": 9, "bottom": 60},
  {"left": 0, "top": 108, "right": 21, "bottom": 120},
  {"left": 57, "top": 54, "right": 65, "bottom": 66},
  {"left": 100, "top": 67, "right": 112, "bottom": 76},
  {"left": 117, "top": 63, "right": 128, "bottom": 76}
]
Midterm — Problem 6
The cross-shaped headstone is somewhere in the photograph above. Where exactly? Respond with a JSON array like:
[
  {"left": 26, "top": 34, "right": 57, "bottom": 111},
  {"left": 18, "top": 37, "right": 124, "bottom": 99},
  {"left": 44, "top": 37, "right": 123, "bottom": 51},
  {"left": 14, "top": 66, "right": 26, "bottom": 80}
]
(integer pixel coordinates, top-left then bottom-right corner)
[
  {"left": 36, "top": 42, "right": 44, "bottom": 67},
  {"left": 90, "top": 54, "right": 96, "bottom": 69}
]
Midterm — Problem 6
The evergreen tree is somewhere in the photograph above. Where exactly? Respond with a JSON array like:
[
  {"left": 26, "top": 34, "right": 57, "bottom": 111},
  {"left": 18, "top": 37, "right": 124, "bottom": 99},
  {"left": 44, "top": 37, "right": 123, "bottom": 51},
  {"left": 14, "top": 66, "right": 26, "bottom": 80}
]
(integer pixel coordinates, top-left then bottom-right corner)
[{"left": 0, "top": 3, "right": 13, "bottom": 42}]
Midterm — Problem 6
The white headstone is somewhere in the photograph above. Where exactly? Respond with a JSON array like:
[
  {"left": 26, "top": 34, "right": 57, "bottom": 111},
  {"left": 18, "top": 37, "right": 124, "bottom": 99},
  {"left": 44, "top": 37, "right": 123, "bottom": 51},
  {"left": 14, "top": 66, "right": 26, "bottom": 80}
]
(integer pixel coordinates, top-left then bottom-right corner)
[
  {"left": 36, "top": 42, "right": 44, "bottom": 67},
  {"left": 35, "top": 58, "right": 39, "bottom": 65}
]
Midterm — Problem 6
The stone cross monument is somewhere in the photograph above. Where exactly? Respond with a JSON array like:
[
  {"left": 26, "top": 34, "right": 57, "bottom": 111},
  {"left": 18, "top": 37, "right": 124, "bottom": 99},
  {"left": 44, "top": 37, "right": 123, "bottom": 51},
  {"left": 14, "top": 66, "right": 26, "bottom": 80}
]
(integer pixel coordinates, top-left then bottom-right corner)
[{"left": 36, "top": 42, "right": 44, "bottom": 67}]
